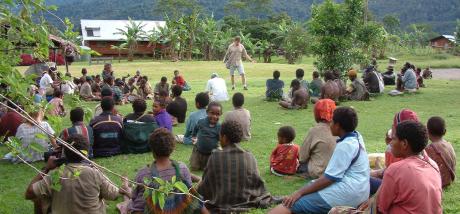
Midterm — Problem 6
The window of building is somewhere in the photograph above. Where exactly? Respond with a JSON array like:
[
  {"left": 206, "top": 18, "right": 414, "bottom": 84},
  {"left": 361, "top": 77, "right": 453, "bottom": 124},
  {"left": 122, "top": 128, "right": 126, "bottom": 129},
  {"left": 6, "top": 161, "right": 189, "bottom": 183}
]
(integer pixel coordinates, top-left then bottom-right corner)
[{"left": 85, "top": 27, "right": 100, "bottom": 37}]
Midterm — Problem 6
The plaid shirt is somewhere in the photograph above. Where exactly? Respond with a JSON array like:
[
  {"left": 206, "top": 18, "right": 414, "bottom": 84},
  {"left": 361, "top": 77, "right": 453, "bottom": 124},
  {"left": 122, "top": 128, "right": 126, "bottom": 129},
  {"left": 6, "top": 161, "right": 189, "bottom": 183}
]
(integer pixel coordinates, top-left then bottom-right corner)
[{"left": 14, "top": 121, "right": 55, "bottom": 163}]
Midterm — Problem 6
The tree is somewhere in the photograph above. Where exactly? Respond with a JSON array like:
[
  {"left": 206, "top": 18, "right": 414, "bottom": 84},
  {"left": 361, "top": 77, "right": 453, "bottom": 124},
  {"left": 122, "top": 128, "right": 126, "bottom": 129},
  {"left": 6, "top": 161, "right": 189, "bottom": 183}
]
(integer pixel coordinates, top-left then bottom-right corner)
[
  {"left": 110, "top": 43, "right": 127, "bottom": 62},
  {"left": 382, "top": 14, "right": 400, "bottom": 34},
  {"left": 155, "top": 0, "right": 202, "bottom": 20},
  {"left": 271, "top": 21, "right": 309, "bottom": 64},
  {"left": 356, "top": 21, "right": 386, "bottom": 61},
  {"left": 309, "top": 0, "right": 364, "bottom": 76},
  {"left": 224, "top": 0, "right": 273, "bottom": 19},
  {"left": 116, "top": 18, "right": 146, "bottom": 61}
]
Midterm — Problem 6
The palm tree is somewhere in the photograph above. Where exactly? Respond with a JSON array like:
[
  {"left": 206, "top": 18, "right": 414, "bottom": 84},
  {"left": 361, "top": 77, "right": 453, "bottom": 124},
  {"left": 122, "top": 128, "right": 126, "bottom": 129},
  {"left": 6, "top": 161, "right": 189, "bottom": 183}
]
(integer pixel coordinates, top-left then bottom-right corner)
[
  {"left": 116, "top": 18, "right": 146, "bottom": 61},
  {"left": 110, "top": 43, "right": 127, "bottom": 62},
  {"left": 147, "top": 30, "right": 161, "bottom": 60}
]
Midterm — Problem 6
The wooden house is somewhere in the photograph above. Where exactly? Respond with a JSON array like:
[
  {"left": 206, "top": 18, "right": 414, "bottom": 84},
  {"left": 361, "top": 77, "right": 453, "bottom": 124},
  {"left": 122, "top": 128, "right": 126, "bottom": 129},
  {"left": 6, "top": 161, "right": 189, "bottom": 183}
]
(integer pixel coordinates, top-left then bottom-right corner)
[
  {"left": 429, "top": 35, "right": 456, "bottom": 49},
  {"left": 80, "top": 19, "right": 166, "bottom": 57}
]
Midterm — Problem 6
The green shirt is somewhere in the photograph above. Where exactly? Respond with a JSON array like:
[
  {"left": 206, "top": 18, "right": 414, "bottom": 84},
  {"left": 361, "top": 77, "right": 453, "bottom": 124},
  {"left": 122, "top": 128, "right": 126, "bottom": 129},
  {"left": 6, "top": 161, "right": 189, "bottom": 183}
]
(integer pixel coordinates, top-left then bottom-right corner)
[{"left": 193, "top": 118, "right": 221, "bottom": 154}]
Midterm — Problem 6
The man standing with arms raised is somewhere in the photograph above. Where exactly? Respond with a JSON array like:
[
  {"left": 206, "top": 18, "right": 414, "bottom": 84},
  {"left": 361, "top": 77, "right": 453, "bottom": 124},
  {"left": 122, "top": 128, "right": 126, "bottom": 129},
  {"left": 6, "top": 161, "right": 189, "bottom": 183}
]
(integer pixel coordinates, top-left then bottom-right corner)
[{"left": 224, "top": 36, "right": 255, "bottom": 90}]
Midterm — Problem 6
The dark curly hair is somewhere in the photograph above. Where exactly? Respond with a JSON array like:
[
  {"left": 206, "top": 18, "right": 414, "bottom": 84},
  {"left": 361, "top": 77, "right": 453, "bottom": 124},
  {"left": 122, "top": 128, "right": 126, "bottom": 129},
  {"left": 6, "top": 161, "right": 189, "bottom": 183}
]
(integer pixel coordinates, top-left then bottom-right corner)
[
  {"left": 220, "top": 120, "right": 243, "bottom": 144},
  {"left": 278, "top": 126, "right": 296, "bottom": 143},
  {"left": 396, "top": 120, "right": 428, "bottom": 154},
  {"left": 195, "top": 92, "right": 210, "bottom": 108},
  {"left": 132, "top": 98, "right": 147, "bottom": 113},
  {"left": 171, "top": 85, "right": 183, "bottom": 97},
  {"left": 427, "top": 116, "right": 446, "bottom": 137},
  {"left": 333, "top": 107, "right": 358, "bottom": 132},
  {"left": 149, "top": 128, "right": 175, "bottom": 158}
]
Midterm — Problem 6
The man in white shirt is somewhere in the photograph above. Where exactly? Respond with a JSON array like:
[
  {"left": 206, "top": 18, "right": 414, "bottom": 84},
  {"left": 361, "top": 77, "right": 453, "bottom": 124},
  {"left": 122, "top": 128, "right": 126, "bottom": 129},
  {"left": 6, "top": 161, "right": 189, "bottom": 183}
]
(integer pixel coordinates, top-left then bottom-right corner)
[
  {"left": 205, "top": 73, "right": 229, "bottom": 102},
  {"left": 39, "top": 70, "right": 54, "bottom": 96}
]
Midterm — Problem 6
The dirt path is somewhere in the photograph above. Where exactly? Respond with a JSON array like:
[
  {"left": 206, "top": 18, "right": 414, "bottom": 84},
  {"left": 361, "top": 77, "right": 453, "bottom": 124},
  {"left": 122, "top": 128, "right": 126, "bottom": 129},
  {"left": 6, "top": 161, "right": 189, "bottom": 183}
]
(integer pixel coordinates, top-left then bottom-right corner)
[{"left": 432, "top": 69, "right": 460, "bottom": 80}]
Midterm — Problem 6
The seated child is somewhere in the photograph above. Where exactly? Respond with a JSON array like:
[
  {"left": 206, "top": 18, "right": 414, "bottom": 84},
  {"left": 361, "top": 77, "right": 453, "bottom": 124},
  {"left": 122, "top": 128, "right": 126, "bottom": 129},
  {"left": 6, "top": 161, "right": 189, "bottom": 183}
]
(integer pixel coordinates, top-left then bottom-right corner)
[
  {"left": 154, "top": 76, "right": 170, "bottom": 98},
  {"left": 47, "top": 90, "right": 66, "bottom": 117},
  {"left": 182, "top": 92, "right": 209, "bottom": 145},
  {"left": 123, "top": 128, "right": 207, "bottom": 213},
  {"left": 223, "top": 92, "right": 251, "bottom": 141},
  {"left": 279, "top": 79, "right": 309, "bottom": 109},
  {"left": 270, "top": 126, "right": 299, "bottom": 176},
  {"left": 266, "top": 70, "right": 284, "bottom": 100},
  {"left": 425, "top": 116, "right": 456, "bottom": 188},
  {"left": 152, "top": 98, "right": 173, "bottom": 132},
  {"left": 309, "top": 71, "right": 323, "bottom": 97},
  {"left": 189, "top": 102, "right": 222, "bottom": 171},
  {"left": 172, "top": 70, "right": 191, "bottom": 91}
]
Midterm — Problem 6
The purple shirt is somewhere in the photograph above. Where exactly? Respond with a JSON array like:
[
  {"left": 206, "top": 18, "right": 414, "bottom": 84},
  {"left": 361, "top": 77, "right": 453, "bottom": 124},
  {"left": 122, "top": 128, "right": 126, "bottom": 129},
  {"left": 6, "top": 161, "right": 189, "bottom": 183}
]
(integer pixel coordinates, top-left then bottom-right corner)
[{"left": 155, "top": 109, "right": 172, "bottom": 131}]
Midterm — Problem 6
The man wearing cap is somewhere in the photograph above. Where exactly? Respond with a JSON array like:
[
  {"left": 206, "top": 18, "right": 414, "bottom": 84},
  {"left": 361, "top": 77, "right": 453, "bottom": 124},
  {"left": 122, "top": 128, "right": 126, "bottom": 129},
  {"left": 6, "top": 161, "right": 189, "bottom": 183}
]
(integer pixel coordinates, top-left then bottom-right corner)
[
  {"left": 223, "top": 36, "right": 256, "bottom": 90},
  {"left": 205, "top": 73, "right": 229, "bottom": 102}
]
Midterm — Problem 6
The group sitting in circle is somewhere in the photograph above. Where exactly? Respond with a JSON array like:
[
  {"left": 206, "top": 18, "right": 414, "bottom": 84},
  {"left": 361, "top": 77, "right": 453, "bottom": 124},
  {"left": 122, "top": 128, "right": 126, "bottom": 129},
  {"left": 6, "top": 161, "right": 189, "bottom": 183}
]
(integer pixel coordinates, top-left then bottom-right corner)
[{"left": 0, "top": 62, "right": 453, "bottom": 214}]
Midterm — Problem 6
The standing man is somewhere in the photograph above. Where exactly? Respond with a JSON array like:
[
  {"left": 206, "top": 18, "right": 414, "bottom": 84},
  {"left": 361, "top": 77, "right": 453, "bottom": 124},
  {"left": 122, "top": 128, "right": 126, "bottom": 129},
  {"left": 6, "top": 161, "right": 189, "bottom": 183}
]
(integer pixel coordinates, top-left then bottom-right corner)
[{"left": 223, "top": 36, "right": 255, "bottom": 90}]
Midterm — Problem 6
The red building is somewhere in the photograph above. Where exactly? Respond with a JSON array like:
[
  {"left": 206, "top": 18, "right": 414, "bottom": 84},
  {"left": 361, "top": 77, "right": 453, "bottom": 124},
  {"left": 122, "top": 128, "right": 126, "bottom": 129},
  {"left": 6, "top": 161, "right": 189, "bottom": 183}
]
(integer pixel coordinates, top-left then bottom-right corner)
[
  {"left": 429, "top": 35, "right": 456, "bottom": 50},
  {"left": 80, "top": 19, "right": 166, "bottom": 57}
]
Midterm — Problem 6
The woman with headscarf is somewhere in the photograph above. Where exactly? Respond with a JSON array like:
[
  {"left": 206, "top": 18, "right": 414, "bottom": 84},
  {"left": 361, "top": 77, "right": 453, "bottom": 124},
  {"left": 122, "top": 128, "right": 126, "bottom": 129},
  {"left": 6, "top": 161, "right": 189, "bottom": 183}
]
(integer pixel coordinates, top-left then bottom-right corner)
[
  {"left": 369, "top": 109, "right": 420, "bottom": 194},
  {"left": 297, "top": 99, "right": 337, "bottom": 178}
]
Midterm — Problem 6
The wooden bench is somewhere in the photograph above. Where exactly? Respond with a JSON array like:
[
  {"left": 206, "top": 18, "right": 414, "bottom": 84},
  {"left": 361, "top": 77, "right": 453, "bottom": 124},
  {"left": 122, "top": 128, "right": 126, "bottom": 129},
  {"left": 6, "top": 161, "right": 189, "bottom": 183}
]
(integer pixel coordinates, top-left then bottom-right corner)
[{"left": 89, "top": 57, "right": 113, "bottom": 65}]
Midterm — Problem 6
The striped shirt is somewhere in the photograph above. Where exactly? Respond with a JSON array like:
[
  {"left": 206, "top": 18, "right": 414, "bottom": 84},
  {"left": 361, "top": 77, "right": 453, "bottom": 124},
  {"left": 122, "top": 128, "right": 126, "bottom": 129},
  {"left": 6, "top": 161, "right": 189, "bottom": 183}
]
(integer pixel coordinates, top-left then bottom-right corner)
[{"left": 197, "top": 143, "right": 272, "bottom": 212}]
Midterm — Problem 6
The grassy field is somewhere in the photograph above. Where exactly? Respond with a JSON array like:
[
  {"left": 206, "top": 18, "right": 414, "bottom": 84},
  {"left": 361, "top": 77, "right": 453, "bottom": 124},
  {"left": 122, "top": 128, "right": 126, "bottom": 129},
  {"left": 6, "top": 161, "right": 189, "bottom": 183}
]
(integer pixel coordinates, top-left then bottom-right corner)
[{"left": 1, "top": 56, "right": 460, "bottom": 213}]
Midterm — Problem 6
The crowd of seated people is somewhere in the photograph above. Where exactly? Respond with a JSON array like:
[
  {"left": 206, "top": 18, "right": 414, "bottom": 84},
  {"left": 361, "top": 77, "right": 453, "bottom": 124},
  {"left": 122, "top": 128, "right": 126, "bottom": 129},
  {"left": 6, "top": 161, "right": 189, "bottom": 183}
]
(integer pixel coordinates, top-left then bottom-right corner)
[{"left": 0, "top": 62, "right": 453, "bottom": 214}]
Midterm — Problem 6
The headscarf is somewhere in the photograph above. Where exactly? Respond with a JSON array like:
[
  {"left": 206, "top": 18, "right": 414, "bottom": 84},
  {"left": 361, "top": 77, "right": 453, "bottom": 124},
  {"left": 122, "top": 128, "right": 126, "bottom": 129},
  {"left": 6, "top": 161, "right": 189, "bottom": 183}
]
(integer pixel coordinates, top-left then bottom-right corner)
[
  {"left": 314, "top": 99, "right": 336, "bottom": 122},
  {"left": 392, "top": 109, "right": 419, "bottom": 130}
]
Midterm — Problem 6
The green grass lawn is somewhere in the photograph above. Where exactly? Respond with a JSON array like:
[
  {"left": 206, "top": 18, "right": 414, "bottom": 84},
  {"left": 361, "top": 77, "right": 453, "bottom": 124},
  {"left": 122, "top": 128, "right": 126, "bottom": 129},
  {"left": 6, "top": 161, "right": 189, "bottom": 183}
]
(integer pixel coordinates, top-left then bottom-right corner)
[{"left": 1, "top": 56, "right": 460, "bottom": 213}]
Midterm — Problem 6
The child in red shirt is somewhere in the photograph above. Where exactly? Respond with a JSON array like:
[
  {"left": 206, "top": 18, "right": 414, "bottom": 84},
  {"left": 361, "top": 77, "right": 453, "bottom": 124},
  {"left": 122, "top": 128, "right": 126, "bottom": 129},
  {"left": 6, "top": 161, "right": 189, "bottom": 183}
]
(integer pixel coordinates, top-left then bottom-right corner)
[{"left": 270, "top": 126, "right": 299, "bottom": 176}]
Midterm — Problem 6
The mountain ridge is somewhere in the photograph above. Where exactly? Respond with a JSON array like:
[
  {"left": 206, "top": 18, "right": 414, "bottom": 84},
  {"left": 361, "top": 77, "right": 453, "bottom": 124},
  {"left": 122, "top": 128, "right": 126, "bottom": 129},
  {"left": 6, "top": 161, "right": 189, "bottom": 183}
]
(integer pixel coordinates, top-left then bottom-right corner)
[{"left": 44, "top": 0, "right": 460, "bottom": 34}]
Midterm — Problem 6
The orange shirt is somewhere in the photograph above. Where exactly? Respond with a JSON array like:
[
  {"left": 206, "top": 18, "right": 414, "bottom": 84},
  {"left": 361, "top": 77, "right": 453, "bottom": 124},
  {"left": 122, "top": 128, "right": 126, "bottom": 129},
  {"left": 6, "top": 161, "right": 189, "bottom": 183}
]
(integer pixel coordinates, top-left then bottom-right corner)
[{"left": 270, "top": 143, "right": 299, "bottom": 175}]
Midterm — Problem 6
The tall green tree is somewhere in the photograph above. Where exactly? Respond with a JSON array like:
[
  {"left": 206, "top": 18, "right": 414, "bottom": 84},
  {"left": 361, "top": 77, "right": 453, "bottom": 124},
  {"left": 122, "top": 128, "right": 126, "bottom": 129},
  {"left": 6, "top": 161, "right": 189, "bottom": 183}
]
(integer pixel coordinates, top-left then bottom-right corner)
[
  {"left": 382, "top": 14, "right": 400, "bottom": 34},
  {"left": 309, "top": 0, "right": 364, "bottom": 76},
  {"left": 154, "top": 0, "right": 202, "bottom": 20},
  {"left": 116, "top": 18, "right": 146, "bottom": 61},
  {"left": 224, "top": 0, "right": 273, "bottom": 19}
]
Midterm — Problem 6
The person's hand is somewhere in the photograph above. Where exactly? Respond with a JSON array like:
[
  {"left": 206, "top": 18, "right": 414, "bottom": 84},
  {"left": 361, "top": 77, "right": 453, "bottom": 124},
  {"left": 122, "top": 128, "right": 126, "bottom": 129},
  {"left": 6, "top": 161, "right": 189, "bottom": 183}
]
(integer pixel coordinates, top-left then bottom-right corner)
[
  {"left": 282, "top": 192, "right": 302, "bottom": 208},
  {"left": 46, "top": 156, "right": 58, "bottom": 171},
  {"left": 358, "top": 199, "right": 370, "bottom": 211}
]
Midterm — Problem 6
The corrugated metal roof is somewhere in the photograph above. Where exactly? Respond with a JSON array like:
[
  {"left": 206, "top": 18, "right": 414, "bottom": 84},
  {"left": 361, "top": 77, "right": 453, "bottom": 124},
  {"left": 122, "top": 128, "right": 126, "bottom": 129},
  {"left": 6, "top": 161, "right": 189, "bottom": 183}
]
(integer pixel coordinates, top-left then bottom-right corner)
[
  {"left": 442, "top": 35, "right": 456, "bottom": 43},
  {"left": 80, "top": 19, "right": 166, "bottom": 42}
]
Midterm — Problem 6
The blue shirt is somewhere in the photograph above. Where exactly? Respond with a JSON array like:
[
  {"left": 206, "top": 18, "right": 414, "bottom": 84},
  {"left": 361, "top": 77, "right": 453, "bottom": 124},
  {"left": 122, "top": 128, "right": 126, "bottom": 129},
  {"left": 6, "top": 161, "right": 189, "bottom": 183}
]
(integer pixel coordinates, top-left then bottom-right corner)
[
  {"left": 318, "top": 131, "right": 370, "bottom": 208},
  {"left": 183, "top": 109, "right": 207, "bottom": 145},
  {"left": 402, "top": 69, "right": 417, "bottom": 90},
  {"left": 266, "top": 79, "right": 284, "bottom": 98}
]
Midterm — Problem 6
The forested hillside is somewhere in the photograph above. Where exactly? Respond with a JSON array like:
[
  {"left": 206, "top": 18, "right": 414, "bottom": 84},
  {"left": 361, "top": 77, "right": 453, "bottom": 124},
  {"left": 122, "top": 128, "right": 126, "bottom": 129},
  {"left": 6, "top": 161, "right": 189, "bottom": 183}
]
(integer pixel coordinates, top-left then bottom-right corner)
[{"left": 44, "top": 0, "right": 460, "bottom": 34}]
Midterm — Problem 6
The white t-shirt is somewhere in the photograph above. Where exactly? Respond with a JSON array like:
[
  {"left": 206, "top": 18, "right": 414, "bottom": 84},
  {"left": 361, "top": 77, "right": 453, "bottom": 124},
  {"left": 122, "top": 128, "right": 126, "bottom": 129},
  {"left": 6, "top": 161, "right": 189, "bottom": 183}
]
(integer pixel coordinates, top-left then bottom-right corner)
[
  {"left": 60, "top": 81, "right": 76, "bottom": 94},
  {"left": 39, "top": 73, "right": 53, "bottom": 89},
  {"left": 205, "top": 77, "right": 229, "bottom": 102}
]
